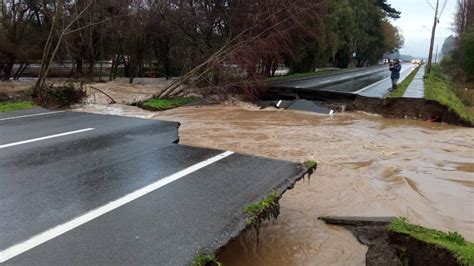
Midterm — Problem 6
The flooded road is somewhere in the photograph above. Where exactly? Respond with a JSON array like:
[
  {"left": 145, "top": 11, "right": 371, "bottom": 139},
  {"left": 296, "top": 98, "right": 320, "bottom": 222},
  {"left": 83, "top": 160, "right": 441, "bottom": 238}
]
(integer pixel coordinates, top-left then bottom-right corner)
[{"left": 76, "top": 103, "right": 474, "bottom": 265}]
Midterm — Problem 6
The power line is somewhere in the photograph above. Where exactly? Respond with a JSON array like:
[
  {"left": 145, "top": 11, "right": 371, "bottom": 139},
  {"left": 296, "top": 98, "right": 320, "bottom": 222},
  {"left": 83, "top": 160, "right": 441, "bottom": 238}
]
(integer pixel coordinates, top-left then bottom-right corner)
[
  {"left": 426, "top": 0, "right": 436, "bottom": 11},
  {"left": 437, "top": 0, "right": 448, "bottom": 20}
]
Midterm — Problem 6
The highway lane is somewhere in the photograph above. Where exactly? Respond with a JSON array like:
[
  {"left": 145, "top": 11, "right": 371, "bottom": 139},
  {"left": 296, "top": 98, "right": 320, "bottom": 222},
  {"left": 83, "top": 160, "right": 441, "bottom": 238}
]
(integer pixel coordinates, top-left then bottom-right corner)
[
  {"left": 0, "top": 109, "right": 306, "bottom": 264},
  {"left": 355, "top": 64, "right": 416, "bottom": 98},
  {"left": 268, "top": 64, "right": 416, "bottom": 98}
]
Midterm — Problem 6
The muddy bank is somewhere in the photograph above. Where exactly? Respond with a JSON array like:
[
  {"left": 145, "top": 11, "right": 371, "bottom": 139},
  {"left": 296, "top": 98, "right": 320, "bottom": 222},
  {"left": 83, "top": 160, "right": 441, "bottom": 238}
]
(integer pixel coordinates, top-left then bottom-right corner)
[
  {"left": 261, "top": 88, "right": 473, "bottom": 126},
  {"left": 349, "top": 96, "right": 472, "bottom": 127},
  {"left": 74, "top": 103, "right": 474, "bottom": 265},
  {"left": 320, "top": 217, "right": 463, "bottom": 266}
]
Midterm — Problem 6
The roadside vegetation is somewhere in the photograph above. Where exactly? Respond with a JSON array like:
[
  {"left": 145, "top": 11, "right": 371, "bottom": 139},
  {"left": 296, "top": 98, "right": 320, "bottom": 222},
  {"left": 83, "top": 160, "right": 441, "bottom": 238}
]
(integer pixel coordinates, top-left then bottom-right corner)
[
  {"left": 424, "top": 65, "right": 474, "bottom": 125},
  {"left": 390, "top": 218, "right": 474, "bottom": 265},
  {"left": 388, "top": 66, "right": 420, "bottom": 98},
  {"left": 244, "top": 191, "right": 280, "bottom": 227},
  {"left": 304, "top": 160, "right": 318, "bottom": 178},
  {"left": 0, "top": 101, "right": 37, "bottom": 112},
  {"left": 141, "top": 97, "right": 197, "bottom": 111},
  {"left": 438, "top": 0, "right": 474, "bottom": 120},
  {"left": 192, "top": 254, "right": 221, "bottom": 266}
]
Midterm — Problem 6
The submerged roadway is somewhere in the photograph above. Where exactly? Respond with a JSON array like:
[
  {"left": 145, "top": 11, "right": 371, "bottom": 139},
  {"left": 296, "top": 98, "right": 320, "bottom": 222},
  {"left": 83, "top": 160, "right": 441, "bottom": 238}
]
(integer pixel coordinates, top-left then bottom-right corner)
[
  {"left": 0, "top": 108, "right": 306, "bottom": 265},
  {"left": 269, "top": 63, "right": 416, "bottom": 98}
]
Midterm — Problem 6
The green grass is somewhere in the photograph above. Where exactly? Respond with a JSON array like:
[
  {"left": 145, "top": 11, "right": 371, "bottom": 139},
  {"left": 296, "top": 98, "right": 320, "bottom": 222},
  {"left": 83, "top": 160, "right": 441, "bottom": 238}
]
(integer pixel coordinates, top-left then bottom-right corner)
[
  {"left": 191, "top": 254, "right": 221, "bottom": 266},
  {"left": 390, "top": 218, "right": 474, "bottom": 265},
  {"left": 266, "top": 68, "right": 352, "bottom": 82},
  {"left": 304, "top": 160, "right": 318, "bottom": 170},
  {"left": 424, "top": 65, "right": 474, "bottom": 125},
  {"left": 142, "top": 97, "right": 197, "bottom": 111},
  {"left": 244, "top": 191, "right": 279, "bottom": 225},
  {"left": 388, "top": 66, "right": 420, "bottom": 98},
  {"left": 0, "top": 101, "right": 37, "bottom": 112}
]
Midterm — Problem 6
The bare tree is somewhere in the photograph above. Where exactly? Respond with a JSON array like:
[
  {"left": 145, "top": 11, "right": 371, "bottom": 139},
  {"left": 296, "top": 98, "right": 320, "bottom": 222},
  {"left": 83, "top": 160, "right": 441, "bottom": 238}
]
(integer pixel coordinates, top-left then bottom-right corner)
[
  {"left": 456, "top": 0, "right": 474, "bottom": 35},
  {"left": 157, "top": 0, "right": 327, "bottom": 98},
  {"left": 35, "top": 0, "right": 94, "bottom": 95}
]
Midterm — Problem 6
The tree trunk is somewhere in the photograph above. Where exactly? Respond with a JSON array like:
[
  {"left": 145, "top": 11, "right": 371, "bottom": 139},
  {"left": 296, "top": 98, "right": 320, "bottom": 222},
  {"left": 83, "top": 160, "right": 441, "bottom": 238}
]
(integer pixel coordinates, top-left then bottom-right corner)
[
  {"left": 13, "top": 63, "right": 26, "bottom": 80},
  {"left": 17, "top": 64, "right": 28, "bottom": 80},
  {"left": 3, "top": 61, "right": 14, "bottom": 81},
  {"left": 76, "top": 58, "right": 83, "bottom": 76},
  {"left": 163, "top": 55, "right": 171, "bottom": 80}
]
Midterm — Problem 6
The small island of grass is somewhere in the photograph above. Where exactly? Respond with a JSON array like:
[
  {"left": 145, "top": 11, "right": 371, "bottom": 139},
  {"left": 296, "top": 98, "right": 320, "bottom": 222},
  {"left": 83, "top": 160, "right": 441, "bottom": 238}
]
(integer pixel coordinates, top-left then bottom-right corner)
[{"left": 141, "top": 97, "right": 197, "bottom": 111}]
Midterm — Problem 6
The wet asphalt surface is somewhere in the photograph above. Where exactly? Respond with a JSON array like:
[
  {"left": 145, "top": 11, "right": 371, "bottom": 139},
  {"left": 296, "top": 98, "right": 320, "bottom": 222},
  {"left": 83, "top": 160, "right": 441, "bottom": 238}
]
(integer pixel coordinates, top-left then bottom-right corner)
[
  {"left": 270, "top": 64, "right": 415, "bottom": 98},
  {"left": 0, "top": 109, "right": 303, "bottom": 265}
]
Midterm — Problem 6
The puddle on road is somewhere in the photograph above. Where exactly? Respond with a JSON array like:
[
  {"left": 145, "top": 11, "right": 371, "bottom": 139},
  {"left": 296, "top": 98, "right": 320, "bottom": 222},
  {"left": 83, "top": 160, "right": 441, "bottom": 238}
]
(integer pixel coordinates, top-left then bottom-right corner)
[{"left": 75, "top": 103, "right": 474, "bottom": 265}]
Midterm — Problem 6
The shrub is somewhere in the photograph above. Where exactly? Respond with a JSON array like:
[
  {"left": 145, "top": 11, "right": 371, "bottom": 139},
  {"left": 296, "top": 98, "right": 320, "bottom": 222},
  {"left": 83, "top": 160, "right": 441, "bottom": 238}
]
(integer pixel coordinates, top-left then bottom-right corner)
[{"left": 35, "top": 82, "right": 86, "bottom": 107}]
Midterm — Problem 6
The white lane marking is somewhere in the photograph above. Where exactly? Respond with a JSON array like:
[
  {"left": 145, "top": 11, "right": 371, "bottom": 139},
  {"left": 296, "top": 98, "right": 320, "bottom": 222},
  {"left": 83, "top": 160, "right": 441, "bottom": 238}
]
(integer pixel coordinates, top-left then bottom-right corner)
[
  {"left": 0, "top": 111, "right": 65, "bottom": 121},
  {"left": 0, "top": 151, "right": 234, "bottom": 263},
  {"left": 353, "top": 66, "right": 415, "bottom": 95},
  {"left": 0, "top": 128, "right": 95, "bottom": 149},
  {"left": 353, "top": 77, "right": 389, "bottom": 94}
]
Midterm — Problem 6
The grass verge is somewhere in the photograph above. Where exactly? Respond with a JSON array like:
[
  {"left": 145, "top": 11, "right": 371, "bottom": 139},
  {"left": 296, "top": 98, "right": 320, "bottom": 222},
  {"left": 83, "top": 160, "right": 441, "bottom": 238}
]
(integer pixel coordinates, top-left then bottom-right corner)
[
  {"left": 0, "top": 101, "right": 37, "bottom": 112},
  {"left": 266, "top": 68, "right": 352, "bottom": 82},
  {"left": 142, "top": 97, "right": 197, "bottom": 111},
  {"left": 244, "top": 191, "right": 280, "bottom": 226},
  {"left": 425, "top": 65, "right": 474, "bottom": 125},
  {"left": 390, "top": 218, "right": 474, "bottom": 265},
  {"left": 192, "top": 254, "right": 221, "bottom": 266},
  {"left": 388, "top": 66, "right": 420, "bottom": 98}
]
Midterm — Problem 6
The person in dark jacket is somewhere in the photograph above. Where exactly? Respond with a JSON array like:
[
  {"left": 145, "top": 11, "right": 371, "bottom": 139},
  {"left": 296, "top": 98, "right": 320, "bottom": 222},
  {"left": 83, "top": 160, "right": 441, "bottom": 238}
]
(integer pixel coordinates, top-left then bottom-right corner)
[{"left": 389, "top": 59, "right": 402, "bottom": 91}]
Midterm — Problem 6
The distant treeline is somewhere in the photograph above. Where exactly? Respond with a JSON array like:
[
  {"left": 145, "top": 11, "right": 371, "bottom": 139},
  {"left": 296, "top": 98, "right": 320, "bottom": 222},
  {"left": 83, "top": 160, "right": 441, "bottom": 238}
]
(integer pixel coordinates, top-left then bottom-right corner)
[
  {"left": 0, "top": 0, "right": 403, "bottom": 84},
  {"left": 443, "top": 0, "right": 474, "bottom": 79}
]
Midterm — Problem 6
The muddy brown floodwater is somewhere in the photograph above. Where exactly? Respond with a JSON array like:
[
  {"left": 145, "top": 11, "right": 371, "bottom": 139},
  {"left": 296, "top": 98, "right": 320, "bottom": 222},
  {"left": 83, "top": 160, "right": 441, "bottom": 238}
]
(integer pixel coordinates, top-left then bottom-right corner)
[{"left": 75, "top": 103, "right": 474, "bottom": 265}]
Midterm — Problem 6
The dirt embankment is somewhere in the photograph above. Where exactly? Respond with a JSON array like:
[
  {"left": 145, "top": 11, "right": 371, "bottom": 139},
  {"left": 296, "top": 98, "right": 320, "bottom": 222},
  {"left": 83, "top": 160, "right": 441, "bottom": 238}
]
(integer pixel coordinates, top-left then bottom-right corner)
[
  {"left": 320, "top": 217, "right": 463, "bottom": 266},
  {"left": 348, "top": 96, "right": 472, "bottom": 127}
]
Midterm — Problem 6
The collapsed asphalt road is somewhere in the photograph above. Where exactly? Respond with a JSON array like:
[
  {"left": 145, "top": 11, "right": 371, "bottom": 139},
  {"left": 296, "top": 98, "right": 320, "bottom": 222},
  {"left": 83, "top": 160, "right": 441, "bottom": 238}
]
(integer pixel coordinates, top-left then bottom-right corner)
[
  {"left": 0, "top": 108, "right": 307, "bottom": 265},
  {"left": 269, "top": 64, "right": 416, "bottom": 98}
]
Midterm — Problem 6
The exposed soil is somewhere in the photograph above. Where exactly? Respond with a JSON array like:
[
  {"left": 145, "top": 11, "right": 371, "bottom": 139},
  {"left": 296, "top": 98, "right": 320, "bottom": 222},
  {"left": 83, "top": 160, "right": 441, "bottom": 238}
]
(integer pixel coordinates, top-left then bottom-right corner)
[
  {"left": 320, "top": 217, "right": 463, "bottom": 266},
  {"left": 390, "top": 232, "right": 462, "bottom": 266},
  {"left": 349, "top": 96, "right": 472, "bottom": 127},
  {"left": 320, "top": 217, "right": 402, "bottom": 266}
]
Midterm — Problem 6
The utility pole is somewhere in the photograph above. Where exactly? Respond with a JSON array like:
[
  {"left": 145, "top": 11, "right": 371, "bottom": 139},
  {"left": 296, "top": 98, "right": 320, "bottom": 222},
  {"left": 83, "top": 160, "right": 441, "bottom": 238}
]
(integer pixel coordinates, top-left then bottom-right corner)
[
  {"left": 426, "top": 0, "right": 440, "bottom": 74},
  {"left": 0, "top": 0, "right": 4, "bottom": 31}
]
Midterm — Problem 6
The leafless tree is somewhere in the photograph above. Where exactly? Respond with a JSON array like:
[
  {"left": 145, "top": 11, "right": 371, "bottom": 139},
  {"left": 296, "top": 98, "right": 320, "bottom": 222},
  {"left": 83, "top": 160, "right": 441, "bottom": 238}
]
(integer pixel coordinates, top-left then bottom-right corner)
[{"left": 456, "top": 0, "right": 474, "bottom": 35}]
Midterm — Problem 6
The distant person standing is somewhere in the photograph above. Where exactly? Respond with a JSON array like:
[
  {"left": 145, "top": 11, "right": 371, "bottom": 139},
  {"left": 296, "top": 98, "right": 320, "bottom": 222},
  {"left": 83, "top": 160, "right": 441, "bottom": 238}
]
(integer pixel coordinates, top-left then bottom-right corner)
[{"left": 389, "top": 59, "right": 402, "bottom": 91}]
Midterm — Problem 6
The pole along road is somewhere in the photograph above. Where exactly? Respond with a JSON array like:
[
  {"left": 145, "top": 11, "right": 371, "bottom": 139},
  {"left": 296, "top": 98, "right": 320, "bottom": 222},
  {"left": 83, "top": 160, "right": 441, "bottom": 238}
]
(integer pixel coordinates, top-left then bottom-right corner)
[{"left": 0, "top": 108, "right": 307, "bottom": 265}]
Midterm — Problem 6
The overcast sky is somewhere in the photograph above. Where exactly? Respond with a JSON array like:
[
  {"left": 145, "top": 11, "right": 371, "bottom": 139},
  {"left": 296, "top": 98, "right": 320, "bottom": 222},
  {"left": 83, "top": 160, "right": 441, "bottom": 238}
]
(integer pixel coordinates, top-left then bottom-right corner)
[{"left": 389, "top": 0, "right": 457, "bottom": 58}]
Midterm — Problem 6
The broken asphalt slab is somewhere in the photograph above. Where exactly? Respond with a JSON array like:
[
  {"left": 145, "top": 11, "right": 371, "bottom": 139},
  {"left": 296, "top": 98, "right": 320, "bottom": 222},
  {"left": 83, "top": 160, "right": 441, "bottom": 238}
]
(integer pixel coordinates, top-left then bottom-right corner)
[
  {"left": 0, "top": 109, "right": 310, "bottom": 265},
  {"left": 287, "top": 100, "right": 333, "bottom": 114},
  {"left": 257, "top": 100, "right": 334, "bottom": 115}
]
